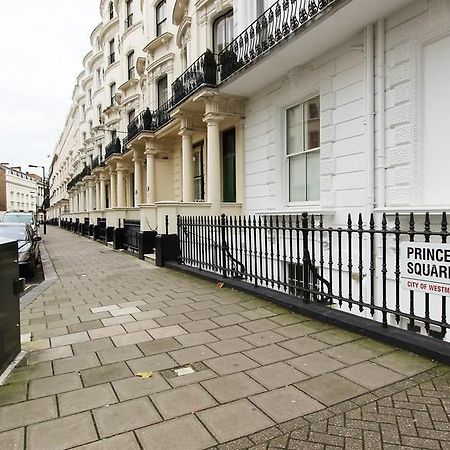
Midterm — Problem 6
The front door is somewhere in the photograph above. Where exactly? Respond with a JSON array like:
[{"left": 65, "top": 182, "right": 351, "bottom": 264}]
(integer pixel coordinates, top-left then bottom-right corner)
[{"left": 222, "top": 128, "right": 236, "bottom": 203}]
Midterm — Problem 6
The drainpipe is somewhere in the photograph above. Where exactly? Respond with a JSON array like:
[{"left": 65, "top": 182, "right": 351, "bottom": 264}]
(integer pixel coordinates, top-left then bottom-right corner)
[
  {"left": 376, "top": 19, "right": 386, "bottom": 209},
  {"left": 365, "top": 24, "right": 375, "bottom": 219}
]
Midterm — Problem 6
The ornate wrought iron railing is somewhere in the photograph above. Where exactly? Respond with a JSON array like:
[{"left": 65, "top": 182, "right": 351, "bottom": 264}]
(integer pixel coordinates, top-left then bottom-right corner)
[
  {"left": 171, "top": 50, "right": 217, "bottom": 107},
  {"left": 105, "top": 138, "right": 122, "bottom": 159},
  {"left": 67, "top": 165, "right": 92, "bottom": 191},
  {"left": 178, "top": 212, "right": 450, "bottom": 340},
  {"left": 217, "top": 0, "right": 339, "bottom": 82}
]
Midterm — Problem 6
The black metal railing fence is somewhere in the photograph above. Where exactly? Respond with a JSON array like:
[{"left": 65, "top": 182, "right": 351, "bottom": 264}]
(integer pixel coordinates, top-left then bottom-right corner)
[
  {"left": 178, "top": 212, "right": 450, "bottom": 339},
  {"left": 218, "top": 0, "right": 339, "bottom": 82},
  {"left": 123, "top": 219, "right": 140, "bottom": 252}
]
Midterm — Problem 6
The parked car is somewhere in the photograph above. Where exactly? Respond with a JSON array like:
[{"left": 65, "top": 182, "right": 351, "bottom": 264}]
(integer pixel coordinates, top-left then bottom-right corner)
[
  {"left": 0, "top": 223, "right": 41, "bottom": 278},
  {"left": 2, "top": 211, "right": 38, "bottom": 234}
]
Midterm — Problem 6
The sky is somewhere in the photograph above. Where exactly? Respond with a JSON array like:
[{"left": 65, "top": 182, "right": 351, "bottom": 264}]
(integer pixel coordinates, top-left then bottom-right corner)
[{"left": 0, "top": 1, "right": 101, "bottom": 178}]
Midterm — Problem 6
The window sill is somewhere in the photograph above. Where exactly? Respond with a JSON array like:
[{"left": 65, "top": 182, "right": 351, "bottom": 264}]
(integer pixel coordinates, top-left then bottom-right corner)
[{"left": 255, "top": 207, "right": 335, "bottom": 217}]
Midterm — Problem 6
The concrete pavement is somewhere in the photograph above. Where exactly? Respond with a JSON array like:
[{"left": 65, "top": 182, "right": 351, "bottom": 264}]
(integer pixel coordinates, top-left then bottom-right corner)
[{"left": 0, "top": 227, "right": 449, "bottom": 449}]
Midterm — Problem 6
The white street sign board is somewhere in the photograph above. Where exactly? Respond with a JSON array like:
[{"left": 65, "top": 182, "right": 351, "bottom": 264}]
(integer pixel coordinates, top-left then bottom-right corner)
[{"left": 400, "top": 242, "right": 450, "bottom": 295}]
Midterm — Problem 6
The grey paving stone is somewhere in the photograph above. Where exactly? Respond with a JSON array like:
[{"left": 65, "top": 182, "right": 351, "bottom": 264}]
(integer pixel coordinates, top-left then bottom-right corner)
[
  {"left": 289, "top": 353, "right": 347, "bottom": 376},
  {"left": 72, "top": 432, "right": 140, "bottom": 450},
  {"left": 207, "top": 337, "right": 255, "bottom": 356},
  {"left": 296, "top": 372, "right": 367, "bottom": 406},
  {"left": 50, "top": 331, "right": 90, "bottom": 347},
  {"left": 270, "top": 314, "right": 306, "bottom": 326},
  {"left": 72, "top": 337, "right": 114, "bottom": 355},
  {"left": 123, "top": 318, "right": 160, "bottom": 333},
  {"left": 88, "top": 324, "right": 126, "bottom": 340},
  {"left": 53, "top": 352, "right": 100, "bottom": 375},
  {"left": 250, "top": 386, "right": 324, "bottom": 422},
  {"left": 27, "top": 412, "right": 97, "bottom": 450},
  {"left": 244, "top": 344, "right": 297, "bottom": 365},
  {"left": 278, "top": 336, "right": 330, "bottom": 356},
  {"left": 138, "top": 337, "right": 183, "bottom": 356},
  {"left": 68, "top": 320, "right": 103, "bottom": 333},
  {"left": 101, "top": 315, "right": 136, "bottom": 327},
  {"left": 6, "top": 361, "right": 53, "bottom": 384},
  {"left": 132, "top": 309, "right": 166, "bottom": 320},
  {"left": 186, "top": 308, "right": 220, "bottom": 320},
  {"left": 148, "top": 325, "right": 187, "bottom": 340},
  {"left": 168, "top": 368, "right": 217, "bottom": 388},
  {"left": 112, "top": 373, "right": 170, "bottom": 401},
  {"left": 29, "top": 372, "right": 82, "bottom": 399},
  {"left": 205, "top": 353, "right": 259, "bottom": 375},
  {"left": 81, "top": 362, "right": 132, "bottom": 387},
  {"left": 338, "top": 362, "right": 405, "bottom": 390},
  {"left": 136, "top": 414, "right": 217, "bottom": 450},
  {"left": 246, "top": 362, "right": 309, "bottom": 390},
  {"left": 175, "top": 331, "right": 218, "bottom": 347},
  {"left": 210, "top": 325, "right": 251, "bottom": 340},
  {"left": 93, "top": 397, "right": 161, "bottom": 438},
  {"left": 322, "top": 341, "right": 381, "bottom": 365},
  {"left": 372, "top": 351, "right": 436, "bottom": 376},
  {"left": 243, "top": 330, "right": 286, "bottom": 347},
  {"left": 183, "top": 319, "right": 220, "bottom": 333},
  {"left": 111, "top": 330, "right": 152, "bottom": 347},
  {"left": 0, "top": 427, "right": 24, "bottom": 449},
  {"left": 169, "top": 345, "right": 218, "bottom": 365},
  {"left": 198, "top": 399, "right": 274, "bottom": 443},
  {"left": 241, "top": 318, "right": 280, "bottom": 333},
  {"left": 127, "top": 353, "right": 178, "bottom": 373},
  {"left": 58, "top": 384, "right": 118, "bottom": 416},
  {"left": 98, "top": 344, "right": 143, "bottom": 365},
  {"left": 151, "top": 384, "right": 217, "bottom": 419},
  {"left": 28, "top": 345, "right": 73, "bottom": 364},
  {"left": 312, "top": 328, "right": 362, "bottom": 345},
  {"left": 211, "top": 313, "right": 248, "bottom": 327},
  {"left": 0, "top": 382, "right": 27, "bottom": 406},
  {"left": 0, "top": 396, "right": 57, "bottom": 432},
  {"left": 202, "top": 372, "right": 266, "bottom": 403},
  {"left": 240, "top": 308, "right": 277, "bottom": 320},
  {"left": 275, "top": 322, "right": 318, "bottom": 339},
  {"left": 155, "top": 313, "right": 191, "bottom": 327}
]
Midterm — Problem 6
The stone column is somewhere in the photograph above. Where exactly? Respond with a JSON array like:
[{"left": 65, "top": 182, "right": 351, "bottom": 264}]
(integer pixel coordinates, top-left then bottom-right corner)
[
  {"left": 95, "top": 178, "right": 101, "bottom": 210},
  {"left": 204, "top": 113, "right": 224, "bottom": 208},
  {"left": 133, "top": 149, "right": 144, "bottom": 206},
  {"left": 116, "top": 165, "right": 126, "bottom": 208},
  {"left": 180, "top": 128, "right": 194, "bottom": 202},
  {"left": 100, "top": 175, "right": 107, "bottom": 210},
  {"left": 88, "top": 181, "right": 95, "bottom": 211},
  {"left": 145, "top": 138, "right": 157, "bottom": 204},
  {"left": 110, "top": 168, "right": 117, "bottom": 208}
]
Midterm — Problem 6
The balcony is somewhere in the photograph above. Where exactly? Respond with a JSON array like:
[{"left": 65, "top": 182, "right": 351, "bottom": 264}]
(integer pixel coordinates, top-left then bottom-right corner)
[
  {"left": 125, "top": 14, "right": 133, "bottom": 29},
  {"left": 91, "top": 156, "right": 105, "bottom": 170},
  {"left": 105, "top": 138, "right": 122, "bottom": 159},
  {"left": 124, "top": 51, "right": 217, "bottom": 144},
  {"left": 67, "top": 166, "right": 92, "bottom": 191}
]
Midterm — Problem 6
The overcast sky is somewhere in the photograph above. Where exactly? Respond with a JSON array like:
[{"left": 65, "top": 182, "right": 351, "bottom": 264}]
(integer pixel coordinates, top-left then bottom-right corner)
[{"left": 0, "top": 1, "right": 100, "bottom": 178}]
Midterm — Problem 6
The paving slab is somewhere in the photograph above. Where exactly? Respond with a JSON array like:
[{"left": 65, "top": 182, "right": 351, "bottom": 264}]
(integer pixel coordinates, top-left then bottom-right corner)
[
  {"left": 9, "top": 228, "right": 448, "bottom": 450},
  {"left": 93, "top": 397, "right": 161, "bottom": 438},
  {"left": 136, "top": 415, "right": 217, "bottom": 450},
  {"left": 27, "top": 412, "right": 97, "bottom": 450}
]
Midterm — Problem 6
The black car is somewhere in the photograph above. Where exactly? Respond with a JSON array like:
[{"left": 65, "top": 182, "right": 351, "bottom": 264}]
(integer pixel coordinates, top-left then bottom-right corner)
[{"left": 0, "top": 223, "right": 41, "bottom": 278}]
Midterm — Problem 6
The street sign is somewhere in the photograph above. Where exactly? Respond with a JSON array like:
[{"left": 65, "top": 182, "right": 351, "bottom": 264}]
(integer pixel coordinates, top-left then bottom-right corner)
[{"left": 401, "top": 242, "right": 450, "bottom": 294}]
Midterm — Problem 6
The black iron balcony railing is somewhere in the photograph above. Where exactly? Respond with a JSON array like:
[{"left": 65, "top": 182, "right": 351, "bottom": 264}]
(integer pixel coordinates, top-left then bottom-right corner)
[
  {"left": 105, "top": 138, "right": 122, "bottom": 159},
  {"left": 218, "top": 0, "right": 338, "bottom": 82},
  {"left": 171, "top": 50, "right": 217, "bottom": 107},
  {"left": 91, "top": 156, "right": 105, "bottom": 170},
  {"left": 67, "top": 165, "right": 92, "bottom": 191},
  {"left": 124, "top": 50, "right": 217, "bottom": 144},
  {"left": 125, "top": 13, "right": 133, "bottom": 28}
]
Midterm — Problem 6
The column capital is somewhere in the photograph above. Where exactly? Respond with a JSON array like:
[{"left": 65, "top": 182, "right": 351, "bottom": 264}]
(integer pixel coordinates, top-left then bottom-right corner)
[
  {"left": 179, "top": 127, "right": 194, "bottom": 137},
  {"left": 203, "top": 112, "right": 225, "bottom": 124},
  {"left": 132, "top": 148, "right": 144, "bottom": 163}
]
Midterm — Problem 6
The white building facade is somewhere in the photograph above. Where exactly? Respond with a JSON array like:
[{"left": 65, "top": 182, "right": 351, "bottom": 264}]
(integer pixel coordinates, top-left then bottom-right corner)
[
  {"left": 0, "top": 165, "right": 38, "bottom": 213},
  {"left": 49, "top": 0, "right": 450, "bottom": 338}
]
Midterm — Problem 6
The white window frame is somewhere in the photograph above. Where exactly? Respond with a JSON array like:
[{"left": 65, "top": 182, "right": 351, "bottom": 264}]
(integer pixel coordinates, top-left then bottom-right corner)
[{"left": 285, "top": 94, "right": 321, "bottom": 206}]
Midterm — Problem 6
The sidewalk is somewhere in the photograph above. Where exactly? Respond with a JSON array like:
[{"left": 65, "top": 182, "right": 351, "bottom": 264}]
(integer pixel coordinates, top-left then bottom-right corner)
[{"left": 0, "top": 227, "right": 448, "bottom": 450}]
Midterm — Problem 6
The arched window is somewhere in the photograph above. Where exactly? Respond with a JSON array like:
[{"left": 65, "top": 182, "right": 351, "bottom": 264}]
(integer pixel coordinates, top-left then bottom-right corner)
[
  {"left": 157, "top": 75, "right": 168, "bottom": 107},
  {"left": 213, "top": 10, "right": 233, "bottom": 54},
  {"left": 127, "top": 51, "right": 135, "bottom": 80},
  {"left": 109, "top": 1, "right": 114, "bottom": 20}
]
